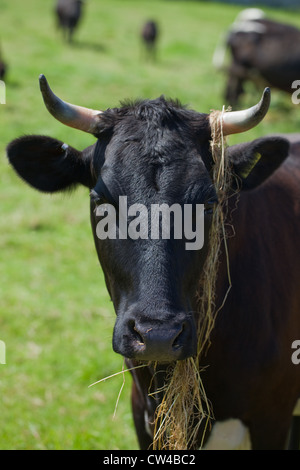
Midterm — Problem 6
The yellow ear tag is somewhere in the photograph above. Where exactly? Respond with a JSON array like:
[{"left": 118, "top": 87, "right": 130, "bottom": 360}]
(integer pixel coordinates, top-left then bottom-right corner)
[{"left": 239, "top": 152, "right": 261, "bottom": 179}]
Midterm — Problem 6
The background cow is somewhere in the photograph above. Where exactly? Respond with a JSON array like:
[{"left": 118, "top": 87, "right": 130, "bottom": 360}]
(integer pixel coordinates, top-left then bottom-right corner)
[
  {"left": 0, "top": 44, "right": 7, "bottom": 80},
  {"left": 55, "top": 0, "right": 84, "bottom": 43},
  {"left": 0, "top": 60, "right": 6, "bottom": 81},
  {"left": 6, "top": 76, "right": 300, "bottom": 449},
  {"left": 214, "top": 9, "right": 300, "bottom": 106},
  {"left": 141, "top": 20, "right": 158, "bottom": 61}
]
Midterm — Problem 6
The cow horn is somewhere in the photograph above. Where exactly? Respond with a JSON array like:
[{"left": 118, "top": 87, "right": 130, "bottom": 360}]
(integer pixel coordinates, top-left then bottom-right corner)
[
  {"left": 222, "top": 87, "right": 271, "bottom": 135},
  {"left": 39, "top": 74, "right": 102, "bottom": 134}
]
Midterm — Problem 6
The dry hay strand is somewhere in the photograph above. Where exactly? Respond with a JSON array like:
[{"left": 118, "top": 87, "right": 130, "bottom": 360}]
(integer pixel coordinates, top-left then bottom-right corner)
[
  {"left": 152, "top": 359, "right": 211, "bottom": 450},
  {"left": 152, "top": 107, "right": 235, "bottom": 450}
]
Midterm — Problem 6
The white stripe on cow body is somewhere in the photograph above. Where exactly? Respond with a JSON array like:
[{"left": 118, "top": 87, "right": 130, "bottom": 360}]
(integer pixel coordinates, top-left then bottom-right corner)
[
  {"left": 203, "top": 419, "right": 252, "bottom": 450},
  {"left": 231, "top": 8, "right": 267, "bottom": 34},
  {"left": 235, "top": 8, "right": 266, "bottom": 22}
]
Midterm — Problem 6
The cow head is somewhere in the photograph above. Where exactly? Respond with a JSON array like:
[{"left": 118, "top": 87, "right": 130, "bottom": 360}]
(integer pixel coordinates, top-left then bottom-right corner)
[{"left": 7, "top": 76, "right": 289, "bottom": 362}]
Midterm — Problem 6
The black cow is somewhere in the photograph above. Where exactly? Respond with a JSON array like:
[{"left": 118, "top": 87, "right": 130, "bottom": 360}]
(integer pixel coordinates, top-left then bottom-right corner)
[
  {"left": 6, "top": 76, "right": 300, "bottom": 449},
  {"left": 141, "top": 20, "right": 158, "bottom": 60},
  {"left": 55, "top": 0, "right": 84, "bottom": 43},
  {"left": 0, "top": 60, "right": 5, "bottom": 81},
  {"left": 215, "top": 9, "right": 300, "bottom": 106},
  {"left": 0, "top": 44, "right": 7, "bottom": 81}
]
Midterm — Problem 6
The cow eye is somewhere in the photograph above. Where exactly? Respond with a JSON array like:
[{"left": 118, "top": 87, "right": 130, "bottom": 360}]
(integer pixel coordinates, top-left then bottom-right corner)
[{"left": 204, "top": 198, "right": 218, "bottom": 215}]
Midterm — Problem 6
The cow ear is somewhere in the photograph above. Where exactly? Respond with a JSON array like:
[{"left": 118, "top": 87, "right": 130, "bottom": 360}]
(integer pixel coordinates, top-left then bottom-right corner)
[
  {"left": 225, "top": 136, "right": 290, "bottom": 190},
  {"left": 7, "top": 135, "right": 94, "bottom": 192}
]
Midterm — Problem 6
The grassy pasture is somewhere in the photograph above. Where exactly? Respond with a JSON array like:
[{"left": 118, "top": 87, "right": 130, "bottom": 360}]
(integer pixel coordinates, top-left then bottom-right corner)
[{"left": 1, "top": 0, "right": 300, "bottom": 450}]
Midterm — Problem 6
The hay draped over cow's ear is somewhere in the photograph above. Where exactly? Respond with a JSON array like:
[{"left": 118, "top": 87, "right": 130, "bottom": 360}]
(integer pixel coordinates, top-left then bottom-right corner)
[{"left": 152, "top": 108, "right": 235, "bottom": 450}]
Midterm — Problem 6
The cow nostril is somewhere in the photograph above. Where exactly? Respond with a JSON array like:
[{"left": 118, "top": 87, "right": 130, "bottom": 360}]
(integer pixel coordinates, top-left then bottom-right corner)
[
  {"left": 172, "top": 322, "right": 190, "bottom": 351},
  {"left": 134, "top": 326, "right": 145, "bottom": 346},
  {"left": 128, "top": 320, "right": 145, "bottom": 346},
  {"left": 172, "top": 323, "right": 187, "bottom": 351}
]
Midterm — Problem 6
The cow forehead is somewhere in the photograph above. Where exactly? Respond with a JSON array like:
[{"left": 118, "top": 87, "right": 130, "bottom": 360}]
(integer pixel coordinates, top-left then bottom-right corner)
[
  {"left": 103, "top": 108, "right": 210, "bottom": 166},
  {"left": 104, "top": 129, "right": 207, "bottom": 170},
  {"left": 98, "top": 97, "right": 210, "bottom": 153},
  {"left": 92, "top": 98, "right": 213, "bottom": 201},
  {"left": 97, "top": 146, "right": 214, "bottom": 206}
]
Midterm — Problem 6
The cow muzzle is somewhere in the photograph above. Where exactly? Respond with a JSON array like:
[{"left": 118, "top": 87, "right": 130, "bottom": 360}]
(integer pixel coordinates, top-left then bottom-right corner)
[{"left": 113, "top": 313, "right": 197, "bottom": 362}]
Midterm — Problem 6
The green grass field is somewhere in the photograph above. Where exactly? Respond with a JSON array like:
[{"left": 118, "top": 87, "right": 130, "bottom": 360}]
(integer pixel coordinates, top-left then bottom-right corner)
[{"left": 1, "top": 0, "right": 300, "bottom": 450}]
